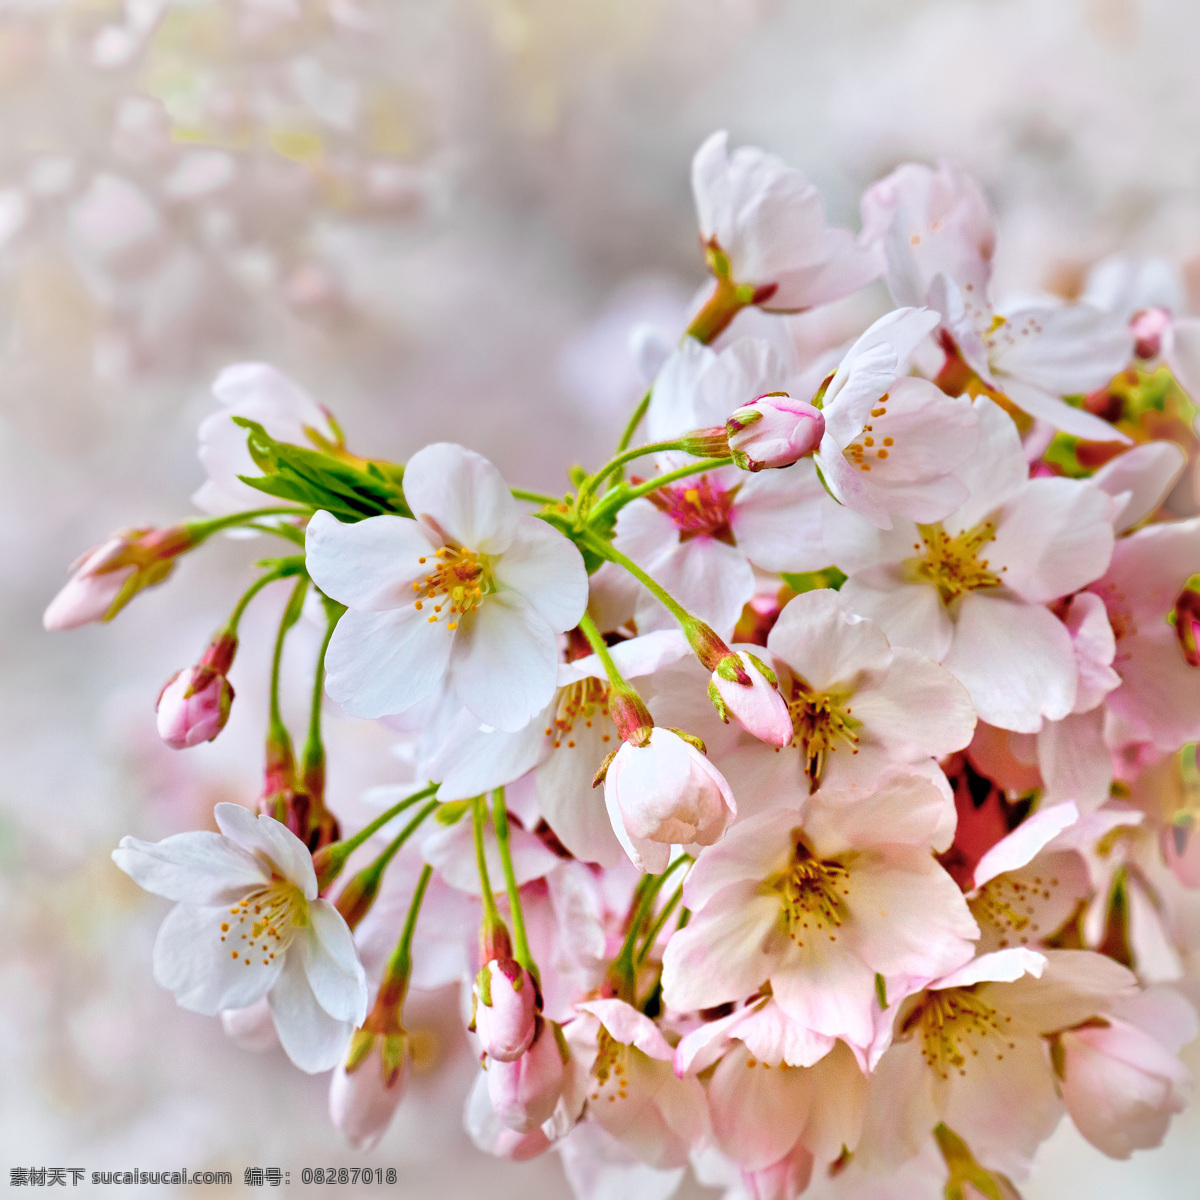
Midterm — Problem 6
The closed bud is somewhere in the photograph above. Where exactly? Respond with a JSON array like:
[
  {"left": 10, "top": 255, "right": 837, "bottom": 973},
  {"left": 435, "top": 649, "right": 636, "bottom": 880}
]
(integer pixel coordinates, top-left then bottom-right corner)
[
  {"left": 156, "top": 634, "right": 236, "bottom": 749},
  {"left": 330, "top": 1031, "right": 409, "bottom": 1151},
  {"left": 473, "top": 959, "right": 538, "bottom": 1063},
  {"left": 726, "top": 392, "right": 824, "bottom": 472},
  {"left": 708, "top": 650, "right": 792, "bottom": 747},
  {"left": 487, "top": 1017, "right": 566, "bottom": 1133}
]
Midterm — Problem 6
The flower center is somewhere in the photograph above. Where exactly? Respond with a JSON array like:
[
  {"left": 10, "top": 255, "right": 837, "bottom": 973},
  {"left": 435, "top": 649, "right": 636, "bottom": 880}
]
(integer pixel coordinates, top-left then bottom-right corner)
[
  {"left": 783, "top": 675, "right": 860, "bottom": 790},
  {"left": 544, "top": 678, "right": 613, "bottom": 750},
  {"left": 221, "top": 877, "right": 309, "bottom": 968},
  {"left": 901, "top": 986, "right": 1015, "bottom": 1080},
  {"left": 971, "top": 868, "right": 1061, "bottom": 949},
  {"left": 773, "top": 837, "right": 851, "bottom": 946},
  {"left": 908, "top": 521, "right": 1003, "bottom": 606},
  {"left": 411, "top": 544, "right": 492, "bottom": 631},
  {"left": 842, "top": 392, "right": 896, "bottom": 474},
  {"left": 648, "top": 475, "right": 738, "bottom": 542},
  {"left": 590, "top": 1028, "right": 630, "bottom": 1103}
]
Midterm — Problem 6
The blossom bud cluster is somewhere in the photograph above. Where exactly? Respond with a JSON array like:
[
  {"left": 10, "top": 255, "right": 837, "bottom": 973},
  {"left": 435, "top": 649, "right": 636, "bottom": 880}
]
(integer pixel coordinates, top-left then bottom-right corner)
[{"left": 53, "top": 131, "right": 1200, "bottom": 1199}]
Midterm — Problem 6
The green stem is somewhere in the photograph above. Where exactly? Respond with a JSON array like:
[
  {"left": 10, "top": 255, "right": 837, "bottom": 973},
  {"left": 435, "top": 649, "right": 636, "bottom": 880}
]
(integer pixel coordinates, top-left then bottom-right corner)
[
  {"left": 510, "top": 488, "right": 560, "bottom": 505},
  {"left": 267, "top": 576, "right": 309, "bottom": 743},
  {"left": 227, "top": 567, "right": 288, "bottom": 635},
  {"left": 386, "top": 862, "right": 434, "bottom": 983},
  {"left": 472, "top": 794, "right": 503, "bottom": 930},
  {"left": 576, "top": 439, "right": 688, "bottom": 516},
  {"left": 613, "top": 855, "right": 690, "bottom": 981},
  {"left": 187, "top": 507, "right": 308, "bottom": 540},
  {"left": 491, "top": 788, "right": 537, "bottom": 981},
  {"left": 577, "top": 612, "right": 627, "bottom": 692},
  {"left": 327, "top": 784, "right": 438, "bottom": 862},
  {"left": 301, "top": 601, "right": 343, "bottom": 778},
  {"left": 616, "top": 389, "right": 652, "bottom": 453},
  {"left": 636, "top": 880, "right": 685, "bottom": 965},
  {"left": 584, "top": 536, "right": 692, "bottom": 629}
]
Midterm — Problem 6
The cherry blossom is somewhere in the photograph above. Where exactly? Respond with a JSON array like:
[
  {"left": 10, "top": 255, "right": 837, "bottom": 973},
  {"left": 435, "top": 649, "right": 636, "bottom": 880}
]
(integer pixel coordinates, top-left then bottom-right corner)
[{"left": 112, "top": 803, "right": 367, "bottom": 1072}]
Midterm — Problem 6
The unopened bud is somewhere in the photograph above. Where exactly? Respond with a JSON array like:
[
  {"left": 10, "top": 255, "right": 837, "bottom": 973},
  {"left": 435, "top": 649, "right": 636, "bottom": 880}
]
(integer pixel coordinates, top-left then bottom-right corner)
[
  {"left": 726, "top": 392, "right": 824, "bottom": 472},
  {"left": 486, "top": 1017, "right": 567, "bottom": 1133},
  {"left": 1132, "top": 307, "right": 1172, "bottom": 361},
  {"left": 683, "top": 618, "right": 750, "bottom": 681},
  {"left": 679, "top": 425, "right": 731, "bottom": 459},
  {"left": 607, "top": 686, "right": 655, "bottom": 747},
  {"left": 330, "top": 1030, "right": 409, "bottom": 1151},
  {"left": 473, "top": 959, "right": 538, "bottom": 1063},
  {"left": 156, "top": 630, "right": 238, "bottom": 750},
  {"left": 43, "top": 524, "right": 200, "bottom": 631},
  {"left": 708, "top": 650, "right": 792, "bottom": 747}
]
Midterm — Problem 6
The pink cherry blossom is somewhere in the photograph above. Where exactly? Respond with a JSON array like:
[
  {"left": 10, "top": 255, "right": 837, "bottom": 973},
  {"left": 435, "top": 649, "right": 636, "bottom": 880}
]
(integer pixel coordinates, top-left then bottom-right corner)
[{"left": 726, "top": 393, "right": 824, "bottom": 472}]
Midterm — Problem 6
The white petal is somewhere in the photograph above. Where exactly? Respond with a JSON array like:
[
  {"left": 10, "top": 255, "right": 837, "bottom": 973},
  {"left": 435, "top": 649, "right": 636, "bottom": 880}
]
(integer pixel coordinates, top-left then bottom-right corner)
[
  {"left": 305, "top": 511, "right": 436, "bottom": 610},
  {"left": 112, "top": 831, "right": 268, "bottom": 905},
  {"left": 941, "top": 595, "right": 1076, "bottom": 732},
  {"left": 492, "top": 515, "right": 588, "bottom": 632},
  {"left": 214, "top": 803, "right": 318, "bottom": 897},
  {"left": 1091, "top": 442, "right": 1186, "bottom": 533},
  {"left": 730, "top": 461, "right": 832, "bottom": 574},
  {"left": 838, "top": 575, "right": 954, "bottom": 661},
  {"left": 430, "top": 707, "right": 547, "bottom": 802},
  {"left": 324, "top": 605, "right": 451, "bottom": 720},
  {"left": 448, "top": 592, "right": 558, "bottom": 733},
  {"left": 302, "top": 901, "right": 368, "bottom": 1024},
  {"left": 558, "top": 629, "right": 689, "bottom": 686},
  {"left": 973, "top": 803, "right": 1079, "bottom": 889},
  {"left": 153, "top": 902, "right": 283, "bottom": 1015},
  {"left": 947, "top": 397, "right": 1030, "bottom": 531},
  {"left": 403, "top": 442, "right": 518, "bottom": 553},
  {"left": 268, "top": 949, "right": 355, "bottom": 1073},
  {"left": 536, "top": 730, "right": 625, "bottom": 867},
  {"left": 1000, "top": 378, "right": 1130, "bottom": 443},
  {"left": 767, "top": 588, "right": 892, "bottom": 692},
  {"left": 682, "top": 807, "right": 798, "bottom": 911}
]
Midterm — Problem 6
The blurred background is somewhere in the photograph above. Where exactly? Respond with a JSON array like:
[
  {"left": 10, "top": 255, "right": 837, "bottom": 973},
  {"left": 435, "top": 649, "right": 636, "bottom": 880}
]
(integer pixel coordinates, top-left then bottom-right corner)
[{"left": 4, "top": 0, "right": 1200, "bottom": 1195}]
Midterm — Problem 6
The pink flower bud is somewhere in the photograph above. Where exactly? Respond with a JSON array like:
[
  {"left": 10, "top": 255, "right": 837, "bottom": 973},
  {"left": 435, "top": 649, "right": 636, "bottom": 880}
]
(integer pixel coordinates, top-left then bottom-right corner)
[
  {"left": 604, "top": 727, "right": 737, "bottom": 873},
  {"left": 487, "top": 1018, "right": 566, "bottom": 1133},
  {"left": 473, "top": 959, "right": 538, "bottom": 1063},
  {"left": 726, "top": 392, "right": 824, "bottom": 472},
  {"left": 741, "top": 1142, "right": 814, "bottom": 1200},
  {"left": 156, "top": 665, "right": 234, "bottom": 749},
  {"left": 330, "top": 1036, "right": 408, "bottom": 1151},
  {"left": 1131, "top": 306, "right": 1171, "bottom": 361},
  {"left": 44, "top": 524, "right": 197, "bottom": 631},
  {"left": 709, "top": 650, "right": 792, "bottom": 747}
]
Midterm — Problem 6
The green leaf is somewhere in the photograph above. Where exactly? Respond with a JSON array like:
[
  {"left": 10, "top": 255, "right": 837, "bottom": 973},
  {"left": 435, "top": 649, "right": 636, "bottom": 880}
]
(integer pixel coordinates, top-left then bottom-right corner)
[
  {"left": 782, "top": 566, "right": 848, "bottom": 594},
  {"left": 233, "top": 418, "right": 411, "bottom": 523}
]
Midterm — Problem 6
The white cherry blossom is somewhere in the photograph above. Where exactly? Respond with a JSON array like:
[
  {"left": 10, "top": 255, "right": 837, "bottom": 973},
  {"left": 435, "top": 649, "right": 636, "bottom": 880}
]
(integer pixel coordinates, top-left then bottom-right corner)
[
  {"left": 112, "top": 802, "right": 367, "bottom": 1073},
  {"left": 307, "top": 442, "right": 589, "bottom": 731}
]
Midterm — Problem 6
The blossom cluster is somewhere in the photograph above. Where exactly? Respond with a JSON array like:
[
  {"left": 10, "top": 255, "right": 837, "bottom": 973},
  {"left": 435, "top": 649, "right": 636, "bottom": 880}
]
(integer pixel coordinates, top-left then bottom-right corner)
[{"left": 48, "top": 131, "right": 1200, "bottom": 1199}]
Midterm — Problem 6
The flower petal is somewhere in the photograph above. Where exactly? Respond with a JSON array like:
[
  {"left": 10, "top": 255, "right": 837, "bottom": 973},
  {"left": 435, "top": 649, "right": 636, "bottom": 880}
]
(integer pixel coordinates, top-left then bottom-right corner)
[
  {"left": 305, "top": 511, "right": 436, "bottom": 611},
  {"left": 112, "top": 831, "right": 268, "bottom": 905},
  {"left": 302, "top": 900, "right": 368, "bottom": 1024},
  {"left": 267, "top": 948, "right": 355, "bottom": 1073},
  {"left": 492, "top": 515, "right": 588, "bottom": 633},
  {"left": 448, "top": 591, "right": 558, "bottom": 732},
  {"left": 214, "top": 803, "right": 318, "bottom": 898},
  {"left": 402, "top": 442, "right": 518, "bottom": 553}
]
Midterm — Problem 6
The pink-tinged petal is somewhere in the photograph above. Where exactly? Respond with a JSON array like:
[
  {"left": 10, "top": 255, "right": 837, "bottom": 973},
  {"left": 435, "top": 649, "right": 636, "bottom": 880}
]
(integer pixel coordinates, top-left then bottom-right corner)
[
  {"left": 973, "top": 850, "right": 1091, "bottom": 956},
  {"left": 805, "top": 769, "right": 956, "bottom": 854},
  {"left": 1000, "top": 377, "right": 1130, "bottom": 443},
  {"left": 988, "top": 477, "right": 1116, "bottom": 602},
  {"left": 933, "top": 948, "right": 1047, "bottom": 991},
  {"left": 153, "top": 902, "right": 283, "bottom": 1015},
  {"left": 730, "top": 462, "right": 832, "bottom": 574},
  {"left": 559, "top": 1120, "right": 685, "bottom": 1200},
  {"left": 267, "top": 948, "right": 354, "bottom": 1073},
  {"left": 849, "top": 647, "right": 976, "bottom": 759},
  {"left": 837, "top": 574, "right": 954, "bottom": 662},
  {"left": 854, "top": 1036, "right": 941, "bottom": 1173},
  {"left": 492, "top": 515, "right": 588, "bottom": 633},
  {"left": 661, "top": 880, "right": 783, "bottom": 1013},
  {"left": 1091, "top": 442, "right": 1186, "bottom": 533},
  {"left": 635, "top": 536, "right": 756, "bottom": 641},
  {"left": 302, "top": 900, "right": 368, "bottom": 1024},
  {"left": 1111, "top": 986, "right": 1199, "bottom": 1053},
  {"left": 429, "top": 704, "right": 547, "bottom": 803},
  {"left": 446, "top": 591, "right": 558, "bottom": 733},
  {"left": 707, "top": 1041, "right": 812, "bottom": 1171},
  {"left": 1038, "top": 710, "right": 1112, "bottom": 812},
  {"left": 1096, "top": 516, "right": 1200, "bottom": 624},
  {"left": 612, "top": 499, "right": 678, "bottom": 572},
  {"left": 112, "top": 831, "right": 268, "bottom": 905},
  {"left": 973, "top": 803, "right": 1079, "bottom": 889},
  {"left": 941, "top": 594, "right": 1076, "bottom": 733},
  {"left": 1064, "top": 592, "right": 1120, "bottom": 713},
  {"left": 213, "top": 804, "right": 318, "bottom": 897},
  {"left": 711, "top": 651, "right": 792, "bottom": 747},
  {"left": 576, "top": 1000, "right": 674, "bottom": 1061},
  {"left": 944, "top": 398, "right": 1030, "bottom": 531},
  {"left": 848, "top": 852, "right": 978, "bottom": 981},
  {"left": 767, "top": 589, "right": 892, "bottom": 692},
  {"left": 998, "top": 949, "right": 1137, "bottom": 1034},
  {"left": 324, "top": 605, "right": 451, "bottom": 719},
  {"left": 735, "top": 998, "right": 836, "bottom": 1068},
  {"left": 770, "top": 941, "right": 879, "bottom": 1051},
  {"left": 990, "top": 302, "right": 1133, "bottom": 396},
  {"left": 1107, "top": 630, "right": 1200, "bottom": 749},
  {"left": 305, "top": 511, "right": 436, "bottom": 610},
  {"left": 673, "top": 1003, "right": 760, "bottom": 1076},
  {"left": 645, "top": 337, "right": 718, "bottom": 441},
  {"left": 402, "top": 442, "right": 518, "bottom": 554},
  {"left": 682, "top": 808, "right": 798, "bottom": 911}
]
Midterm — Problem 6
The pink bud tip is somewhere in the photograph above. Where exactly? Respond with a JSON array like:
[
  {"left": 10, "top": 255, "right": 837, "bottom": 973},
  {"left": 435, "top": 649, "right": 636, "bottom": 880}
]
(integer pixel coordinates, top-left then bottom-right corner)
[{"left": 156, "top": 665, "right": 234, "bottom": 749}]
